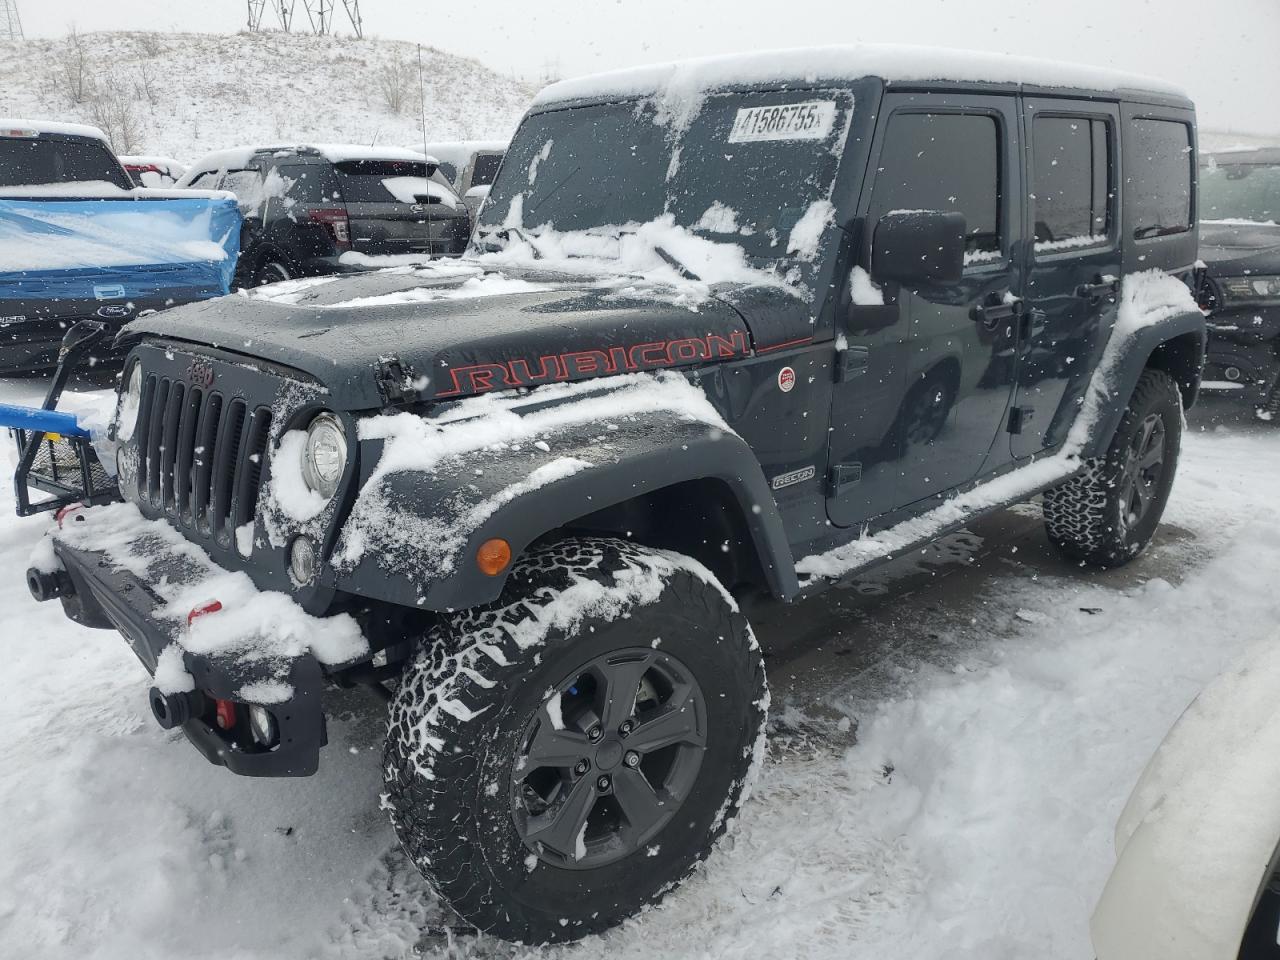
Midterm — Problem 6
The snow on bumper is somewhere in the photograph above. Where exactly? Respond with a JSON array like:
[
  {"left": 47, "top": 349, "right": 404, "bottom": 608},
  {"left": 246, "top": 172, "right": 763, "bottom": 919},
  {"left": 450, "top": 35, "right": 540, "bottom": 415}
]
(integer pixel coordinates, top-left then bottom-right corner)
[{"left": 33, "top": 502, "right": 368, "bottom": 776}]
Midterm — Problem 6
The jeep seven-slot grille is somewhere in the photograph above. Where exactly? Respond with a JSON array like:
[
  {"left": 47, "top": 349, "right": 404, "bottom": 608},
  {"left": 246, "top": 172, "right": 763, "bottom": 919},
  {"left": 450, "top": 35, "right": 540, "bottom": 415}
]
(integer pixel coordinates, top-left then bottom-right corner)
[{"left": 134, "top": 373, "right": 272, "bottom": 548}]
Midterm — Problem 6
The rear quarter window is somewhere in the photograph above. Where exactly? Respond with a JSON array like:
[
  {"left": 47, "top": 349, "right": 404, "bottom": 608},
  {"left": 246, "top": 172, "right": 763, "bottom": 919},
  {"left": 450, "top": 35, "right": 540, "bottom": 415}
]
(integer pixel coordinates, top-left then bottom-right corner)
[{"left": 1128, "top": 119, "right": 1193, "bottom": 239}]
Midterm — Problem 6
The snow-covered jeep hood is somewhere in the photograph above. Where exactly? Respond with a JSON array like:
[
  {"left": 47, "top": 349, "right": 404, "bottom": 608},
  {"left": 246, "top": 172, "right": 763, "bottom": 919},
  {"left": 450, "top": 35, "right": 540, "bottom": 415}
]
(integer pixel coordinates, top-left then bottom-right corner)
[{"left": 121, "top": 267, "right": 801, "bottom": 410}]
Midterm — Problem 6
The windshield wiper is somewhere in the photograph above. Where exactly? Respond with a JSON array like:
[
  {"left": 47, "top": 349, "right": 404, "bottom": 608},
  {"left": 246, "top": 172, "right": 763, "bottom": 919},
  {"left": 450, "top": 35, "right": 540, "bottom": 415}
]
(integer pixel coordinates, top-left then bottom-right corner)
[
  {"left": 654, "top": 245, "right": 701, "bottom": 281},
  {"left": 527, "top": 164, "right": 581, "bottom": 219},
  {"left": 477, "top": 225, "right": 543, "bottom": 259}
]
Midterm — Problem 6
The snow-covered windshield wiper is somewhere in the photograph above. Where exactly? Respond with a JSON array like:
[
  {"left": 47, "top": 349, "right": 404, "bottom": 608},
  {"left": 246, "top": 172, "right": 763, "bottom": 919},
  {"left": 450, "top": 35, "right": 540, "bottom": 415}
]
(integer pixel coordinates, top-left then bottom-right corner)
[
  {"left": 654, "top": 245, "right": 701, "bottom": 281},
  {"left": 477, "top": 225, "right": 543, "bottom": 259}
]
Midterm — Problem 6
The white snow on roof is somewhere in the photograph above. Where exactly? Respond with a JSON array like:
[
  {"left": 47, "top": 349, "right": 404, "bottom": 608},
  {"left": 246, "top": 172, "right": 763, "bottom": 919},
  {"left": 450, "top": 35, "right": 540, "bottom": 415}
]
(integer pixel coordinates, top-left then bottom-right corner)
[
  {"left": 534, "top": 44, "right": 1186, "bottom": 108},
  {"left": 418, "top": 139, "right": 508, "bottom": 157},
  {"left": 180, "top": 143, "right": 434, "bottom": 180},
  {"left": 0, "top": 117, "right": 111, "bottom": 141}
]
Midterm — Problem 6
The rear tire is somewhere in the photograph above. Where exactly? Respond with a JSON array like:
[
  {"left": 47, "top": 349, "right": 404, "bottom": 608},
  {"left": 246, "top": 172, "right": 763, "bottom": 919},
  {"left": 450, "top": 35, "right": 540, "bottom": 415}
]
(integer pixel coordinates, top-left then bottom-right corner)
[
  {"left": 1043, "top": 369, "right": 1182, "bottom": 568},
  {"left": 382, "top": 538, "right": 767, "bottom": 944},
  {"left": 253, "top": 259, "right": 291, "bottom": 286}
]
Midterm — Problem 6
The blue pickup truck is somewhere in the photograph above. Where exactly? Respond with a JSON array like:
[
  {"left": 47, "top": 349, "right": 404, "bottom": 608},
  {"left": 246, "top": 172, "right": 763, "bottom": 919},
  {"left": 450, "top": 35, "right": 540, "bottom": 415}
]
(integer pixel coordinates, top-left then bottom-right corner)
[{"left": 0, "top": 119, "right": 240, "bottom": 374}]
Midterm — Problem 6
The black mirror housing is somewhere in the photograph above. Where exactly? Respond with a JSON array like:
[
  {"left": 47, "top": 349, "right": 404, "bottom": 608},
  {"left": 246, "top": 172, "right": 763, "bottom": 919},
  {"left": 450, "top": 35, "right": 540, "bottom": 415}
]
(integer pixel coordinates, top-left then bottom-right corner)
[
  {"left": 59, "top": 319, "right": 108, "bottom": 356},
  {"left": 871, "top": 211, "right": 967, "bottom": 286}
]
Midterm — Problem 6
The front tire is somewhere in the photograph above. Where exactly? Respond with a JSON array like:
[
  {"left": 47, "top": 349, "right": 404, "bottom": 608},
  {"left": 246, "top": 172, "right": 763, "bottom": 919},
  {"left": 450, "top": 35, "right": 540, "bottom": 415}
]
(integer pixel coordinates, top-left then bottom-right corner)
[
  {"left": 383, "top": 538, "right": 767, "bottom": 944},
  {"left": 1043, "top": 369, "right": 1182, "bottom": 567},
  {"left": 252, "top": 259, "right": 291, "bottom": 287}
]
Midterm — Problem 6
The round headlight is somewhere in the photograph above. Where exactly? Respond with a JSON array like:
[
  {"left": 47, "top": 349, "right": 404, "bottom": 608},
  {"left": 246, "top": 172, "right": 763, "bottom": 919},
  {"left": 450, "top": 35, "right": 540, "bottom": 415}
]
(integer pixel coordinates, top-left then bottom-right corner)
[
  {"left": 117, "top": 362, "right": 143, "bottom": 443},
  {"left": 301, "top": 412, "right": 347, "bottom": 500}
]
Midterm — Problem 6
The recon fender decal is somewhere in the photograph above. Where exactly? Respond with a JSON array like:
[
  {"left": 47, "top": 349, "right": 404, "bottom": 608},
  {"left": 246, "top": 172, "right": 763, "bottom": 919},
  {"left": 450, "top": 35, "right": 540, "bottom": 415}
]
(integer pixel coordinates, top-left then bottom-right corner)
[
  {"left": 435, "top": 330, "right": 750, "bottom": 398},
  {"left": 770, "top": 465, "right": 815, "bottom": 490}
]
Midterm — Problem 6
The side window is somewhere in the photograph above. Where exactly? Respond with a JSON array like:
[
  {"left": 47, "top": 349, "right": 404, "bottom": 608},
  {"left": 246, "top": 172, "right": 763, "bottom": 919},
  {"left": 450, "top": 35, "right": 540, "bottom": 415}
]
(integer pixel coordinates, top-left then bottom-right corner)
[
  {"left": 185, "top": 170, "right": 219, "bottom": 188},
  {"left": 1129, "top": 119, "right": 1193, "bottom": 239},
  {"left": 277, "top": 164, "right": 330, "bottom": 203},
  {"left": 1032, "top": 117, "right": 1112, "bottom": 250},
  {"left": 219, "top": 168, "right": 263, "bottom": 201},
  {"left": 870, "top": 112, "right": 1002, "bottom": 261}
]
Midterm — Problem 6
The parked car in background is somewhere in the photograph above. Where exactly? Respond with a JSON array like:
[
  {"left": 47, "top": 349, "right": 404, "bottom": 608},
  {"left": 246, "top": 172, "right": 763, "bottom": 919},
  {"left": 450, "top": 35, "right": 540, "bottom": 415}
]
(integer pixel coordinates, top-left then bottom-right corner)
[
  {"left": 416, "top": 139, "right": 507, "bottom": 219},
  {"left": 177, "top": 144, "right": 470, "bottom": 286},
  {"left": 120, "top": 155, "right": 188, "bottom": 188},
  {"left": 1092, "top": 634, "right": 1280, "bottom": 960},
  {"left": 0, "top": 120, "right": 240, "bottom": 374},
  {"left": 1196, "top": 147, "right": 1280, "bottom": 420}
]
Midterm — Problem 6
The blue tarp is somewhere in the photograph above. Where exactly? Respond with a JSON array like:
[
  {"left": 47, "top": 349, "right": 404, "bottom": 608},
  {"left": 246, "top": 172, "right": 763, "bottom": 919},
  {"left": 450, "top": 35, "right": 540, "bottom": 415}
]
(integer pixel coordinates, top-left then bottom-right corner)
[{"left": 0, "top": 196, "right": 242, "bottom": 301}]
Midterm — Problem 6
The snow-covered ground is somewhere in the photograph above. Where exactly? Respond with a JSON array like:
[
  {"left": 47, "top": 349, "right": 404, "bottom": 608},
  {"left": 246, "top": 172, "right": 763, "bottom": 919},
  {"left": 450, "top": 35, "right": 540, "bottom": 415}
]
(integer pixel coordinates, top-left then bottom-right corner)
[
  {"left": 0, "top": 379, "right": 1276, "bottom": 959},
  {"left": 0, "top": 31, "right": 533, "bottom": 161}
]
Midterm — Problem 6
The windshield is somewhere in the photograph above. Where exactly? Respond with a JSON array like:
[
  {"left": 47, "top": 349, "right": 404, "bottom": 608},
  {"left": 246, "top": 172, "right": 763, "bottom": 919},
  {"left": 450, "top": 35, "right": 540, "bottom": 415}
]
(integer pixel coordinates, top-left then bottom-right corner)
[
  {"left": 0, "top": 136, "right": 132, "bottom": 189},
  {"left": 478, "top": 89, "right": 853, "bottom": 276},
  {"left": 1200, "top": 160, "right": 1280, "bottom": 224}
]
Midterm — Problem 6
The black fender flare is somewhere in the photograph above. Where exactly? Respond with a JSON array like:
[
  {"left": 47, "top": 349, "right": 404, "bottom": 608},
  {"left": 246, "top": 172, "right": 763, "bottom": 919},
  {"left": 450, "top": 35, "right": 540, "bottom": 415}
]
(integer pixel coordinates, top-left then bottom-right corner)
[
  {"left": 330, "top": 408, "right": 799, "bottom": 611},
  {"left": 1080, "top": 308, "right": 1206, "bottom": 459}
]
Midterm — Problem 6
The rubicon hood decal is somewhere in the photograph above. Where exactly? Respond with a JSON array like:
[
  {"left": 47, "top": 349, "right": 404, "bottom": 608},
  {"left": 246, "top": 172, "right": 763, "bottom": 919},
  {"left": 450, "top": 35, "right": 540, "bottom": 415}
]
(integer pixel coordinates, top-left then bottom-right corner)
[
  {"left": 124, "top": 277, "right": 764, "bottom": 409},
  {"left": 435, "top": 330, "right": 749, "bottom": 398}
]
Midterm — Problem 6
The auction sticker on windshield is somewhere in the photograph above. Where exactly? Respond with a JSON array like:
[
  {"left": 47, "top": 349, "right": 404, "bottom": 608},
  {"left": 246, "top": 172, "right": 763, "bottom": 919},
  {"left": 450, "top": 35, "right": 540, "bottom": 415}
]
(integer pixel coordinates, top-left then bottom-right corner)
[{"left": 728, "top": 101, "right": 837, "bottom": 143}]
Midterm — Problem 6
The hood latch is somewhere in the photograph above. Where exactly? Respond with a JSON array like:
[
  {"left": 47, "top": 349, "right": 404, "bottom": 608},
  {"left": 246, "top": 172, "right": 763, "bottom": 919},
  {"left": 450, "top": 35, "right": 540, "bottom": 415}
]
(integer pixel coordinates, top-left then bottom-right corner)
[{"left": 374, "top": 357, "right": 422, "bottom": 407}]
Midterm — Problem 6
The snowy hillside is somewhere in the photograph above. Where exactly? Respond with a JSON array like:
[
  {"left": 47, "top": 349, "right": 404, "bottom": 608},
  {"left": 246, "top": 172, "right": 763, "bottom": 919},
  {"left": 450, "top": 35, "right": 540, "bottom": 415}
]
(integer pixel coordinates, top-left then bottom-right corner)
[{"left": 0, "top": 31, "right": 535, "bottom": 163}]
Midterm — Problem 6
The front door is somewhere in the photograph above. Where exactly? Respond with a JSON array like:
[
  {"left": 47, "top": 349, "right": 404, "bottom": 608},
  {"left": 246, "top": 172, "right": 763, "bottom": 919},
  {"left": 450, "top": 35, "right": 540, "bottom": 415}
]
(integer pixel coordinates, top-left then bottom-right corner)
[
  {"left": 1007, "top": 101, "right": 1122, "bottom": 459},
  {"left": 826, "top": 94, "right": 1024, "bottom": 528}
]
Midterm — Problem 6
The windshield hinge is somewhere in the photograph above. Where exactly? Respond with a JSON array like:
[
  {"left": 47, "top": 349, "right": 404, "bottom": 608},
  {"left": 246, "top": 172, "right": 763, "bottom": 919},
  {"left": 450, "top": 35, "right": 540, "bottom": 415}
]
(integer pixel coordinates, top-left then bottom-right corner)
[{"left": 374, "top": 357, "right": 421, "bottom": 407}]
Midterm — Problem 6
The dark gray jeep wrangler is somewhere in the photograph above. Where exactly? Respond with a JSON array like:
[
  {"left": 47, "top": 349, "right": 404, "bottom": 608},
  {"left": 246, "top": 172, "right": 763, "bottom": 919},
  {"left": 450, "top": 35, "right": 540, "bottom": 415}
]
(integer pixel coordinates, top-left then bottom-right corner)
[{"left": 19, "top": 47, "right": 1205, "bottom": 944}]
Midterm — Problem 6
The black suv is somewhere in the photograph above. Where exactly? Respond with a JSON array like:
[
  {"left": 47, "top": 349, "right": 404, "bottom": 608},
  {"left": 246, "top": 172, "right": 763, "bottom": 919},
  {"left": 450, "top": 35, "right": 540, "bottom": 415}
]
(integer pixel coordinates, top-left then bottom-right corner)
[
  {"left": 1197, "top": 147, "right": 1280, "bottom": 419},
  {"left": 22, "top": 50, "right": 1204, "bottom": 945},
  {"left": 178, "top": 145, "right": 471, "bottom": 286}
]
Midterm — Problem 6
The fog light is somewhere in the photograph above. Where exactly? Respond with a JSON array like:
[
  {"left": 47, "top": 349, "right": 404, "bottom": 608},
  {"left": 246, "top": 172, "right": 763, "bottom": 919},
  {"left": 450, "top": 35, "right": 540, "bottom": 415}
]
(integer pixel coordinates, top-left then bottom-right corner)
[
  {"left": 289, "top": 536, "right": 317, "bottom": 585},
  {"left": 249, "top": 705, "right": 278, "bottom": 748},
  {"left": 1225, "top": 366, "right": 1242, "bottom": 382}
]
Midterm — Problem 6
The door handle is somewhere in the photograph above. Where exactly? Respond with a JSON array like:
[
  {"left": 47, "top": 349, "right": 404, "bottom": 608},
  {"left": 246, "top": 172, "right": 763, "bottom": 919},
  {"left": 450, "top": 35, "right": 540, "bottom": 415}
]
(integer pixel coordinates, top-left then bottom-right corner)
[
  {"left": 836, "top": 345, "right": 870, "bottom": 382},
  {"left": 1074, "top": 275, "right": 1119, "bottom": 300},
  {"left": 970, "top": 293, "right": 1025, "bottom": 326}
]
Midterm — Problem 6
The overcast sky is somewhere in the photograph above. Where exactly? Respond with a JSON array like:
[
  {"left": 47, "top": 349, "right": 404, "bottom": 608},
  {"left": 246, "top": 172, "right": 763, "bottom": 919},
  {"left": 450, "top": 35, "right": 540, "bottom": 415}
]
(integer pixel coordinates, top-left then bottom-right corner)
[{"left": 20, "top": 0, "right": 1280, "bottom": 134}]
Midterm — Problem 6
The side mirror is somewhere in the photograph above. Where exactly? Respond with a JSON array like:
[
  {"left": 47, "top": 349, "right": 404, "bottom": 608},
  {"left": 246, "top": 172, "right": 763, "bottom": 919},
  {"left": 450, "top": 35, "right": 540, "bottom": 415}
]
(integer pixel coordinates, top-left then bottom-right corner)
[
  {"left": 60, "top": 319, "right": 108, "bottom": 357},
  {"left": 871, "top": 211, "right": 967, "bottom": 286}
]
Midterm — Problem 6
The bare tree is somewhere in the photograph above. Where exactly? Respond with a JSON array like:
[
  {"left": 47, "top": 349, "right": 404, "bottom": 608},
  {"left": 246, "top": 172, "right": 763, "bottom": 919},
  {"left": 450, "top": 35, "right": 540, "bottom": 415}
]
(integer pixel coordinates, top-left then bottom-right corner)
[
  {"left": 52, "top": 27, "right": 91, "bottom": 104},
  {"left": 133, "top": 62, "right": 159, "bottom": 109},
  {"left": 135, "top": 32, "right": 166, "bottom": 58},
  {"left": 88, "top": 76, "right": 143, "bottom": 154},
  {"left": 375, "top": 58, "right": 415, "bottom": 114}
]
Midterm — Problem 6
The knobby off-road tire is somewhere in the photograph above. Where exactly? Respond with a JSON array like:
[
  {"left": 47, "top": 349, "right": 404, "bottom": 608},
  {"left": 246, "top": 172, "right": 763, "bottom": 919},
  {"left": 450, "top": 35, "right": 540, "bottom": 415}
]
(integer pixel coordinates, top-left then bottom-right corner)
[
  {"left": 383, "top": 538, "right": 768, "bottom": 944},
  {"left": 1043, "top": 369, "right": 1183, "bottom": 568},
  {"left": 252, "top": 259, "right": 291, "bottom": 287}
]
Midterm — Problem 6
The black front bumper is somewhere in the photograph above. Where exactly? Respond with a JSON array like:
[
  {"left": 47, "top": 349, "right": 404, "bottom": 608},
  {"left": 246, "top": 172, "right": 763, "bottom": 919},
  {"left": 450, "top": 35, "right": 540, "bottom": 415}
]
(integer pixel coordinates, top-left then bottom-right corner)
[
  {"left": 1204, "top": 310, "right": 1280, "bottom": 407},
  {"left": 42, "top": 538, "right": 327, "bottom": 777}
]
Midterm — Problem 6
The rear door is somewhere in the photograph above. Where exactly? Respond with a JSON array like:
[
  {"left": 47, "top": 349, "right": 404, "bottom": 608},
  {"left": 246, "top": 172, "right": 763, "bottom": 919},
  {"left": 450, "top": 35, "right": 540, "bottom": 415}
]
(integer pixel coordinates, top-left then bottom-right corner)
[
  {"left": 1009, "top": 100, "right": 1121, "bottom": 459},
  {"left": 333, "top": 159, "right": 469, "bottom": 256}
]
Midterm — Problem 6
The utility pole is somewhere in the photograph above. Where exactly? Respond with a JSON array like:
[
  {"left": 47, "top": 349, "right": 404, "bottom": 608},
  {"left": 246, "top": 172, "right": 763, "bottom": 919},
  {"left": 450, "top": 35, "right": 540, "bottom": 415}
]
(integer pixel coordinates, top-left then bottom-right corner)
[
  {"left": 248, "top": 0, "right": 360, "bottom": 37},
  {"left": 0, "top": 0, "right": 24, "bottom": 41},
  {"left": 247, "top": 0, "right": 297, "bottom": 33}
]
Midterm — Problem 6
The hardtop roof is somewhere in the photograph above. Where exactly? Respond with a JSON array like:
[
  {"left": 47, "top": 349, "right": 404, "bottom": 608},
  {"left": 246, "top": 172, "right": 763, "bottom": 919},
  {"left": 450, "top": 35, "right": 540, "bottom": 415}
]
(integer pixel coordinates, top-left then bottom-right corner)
[{"left": 533, "top": 43, "right": 1188, "bottom": 109}]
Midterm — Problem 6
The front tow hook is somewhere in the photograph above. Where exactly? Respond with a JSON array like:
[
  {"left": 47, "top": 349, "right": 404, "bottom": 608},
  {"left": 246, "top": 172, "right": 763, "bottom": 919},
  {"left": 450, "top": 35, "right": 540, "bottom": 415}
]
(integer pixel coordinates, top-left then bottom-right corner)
[
  {"left": 26, "top": 566, "right": 72, "bottom": 603},
  {"left": 149, "top": 688, "right": 207, "bottom": 730}
]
